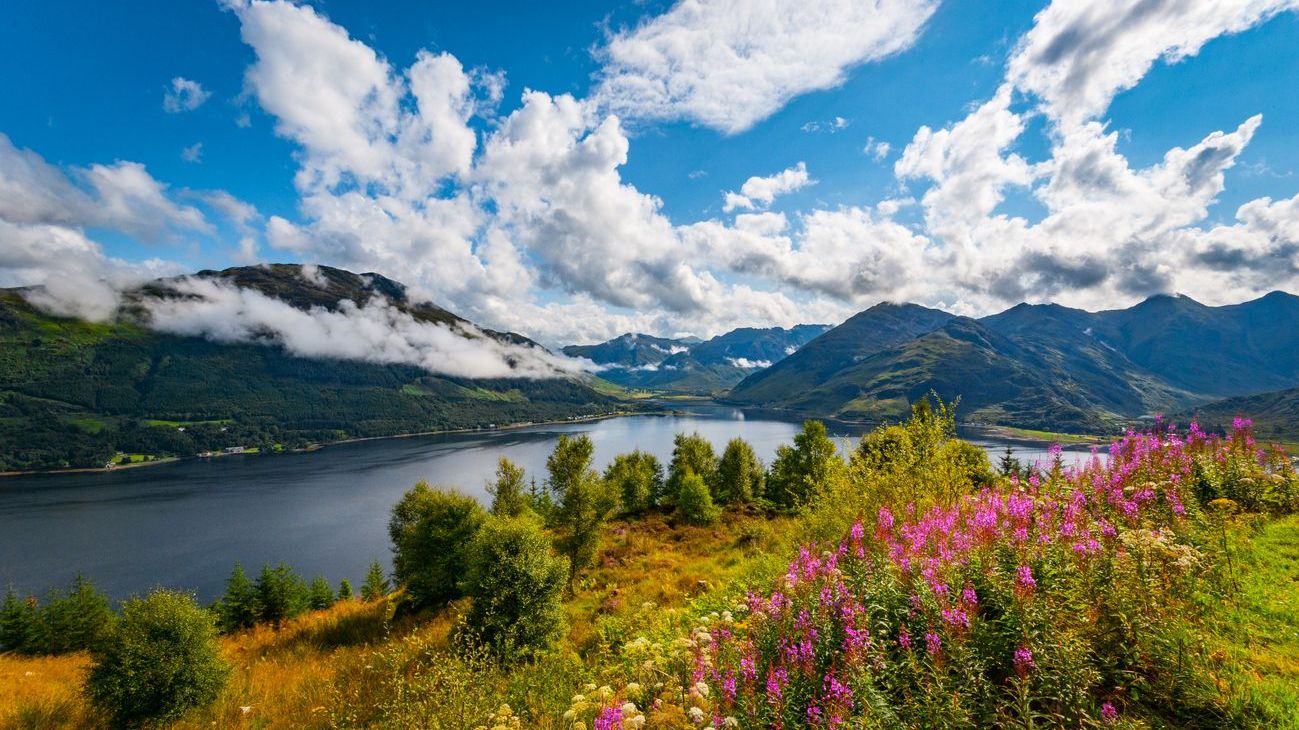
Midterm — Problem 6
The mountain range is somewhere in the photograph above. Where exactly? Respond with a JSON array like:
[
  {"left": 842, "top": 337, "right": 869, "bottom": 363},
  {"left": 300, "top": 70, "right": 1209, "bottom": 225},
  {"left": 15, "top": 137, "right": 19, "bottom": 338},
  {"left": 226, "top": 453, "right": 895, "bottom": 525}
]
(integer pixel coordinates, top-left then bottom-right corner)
[
  {"left": 0, "top": 265, "right": 615, "bottom": 472},
  {"left": 727, "top": 292, "right": 1299, "bottom": 433},
  {"left": 562, "top": 325, "right": 831, "bottom": 394}
]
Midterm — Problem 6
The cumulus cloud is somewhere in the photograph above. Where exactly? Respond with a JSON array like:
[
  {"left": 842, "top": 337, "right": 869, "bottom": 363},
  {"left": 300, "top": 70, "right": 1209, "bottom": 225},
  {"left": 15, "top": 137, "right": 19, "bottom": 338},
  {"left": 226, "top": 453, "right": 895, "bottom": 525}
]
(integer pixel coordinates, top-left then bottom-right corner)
[
  {"left": 722, "top": 162, "right": 814, "bottom": 212},
  {"left": 593, "top": 0, "right": 940, "bottom": 134},
  {"left": 141, "top": 277, "right": 589, "bottom": 379},
  {"left": 725, "top": 357, "right": 772, "bottom": 369},
  {"left": 163, "top": 77, "right": 212, "bottom": 113}
]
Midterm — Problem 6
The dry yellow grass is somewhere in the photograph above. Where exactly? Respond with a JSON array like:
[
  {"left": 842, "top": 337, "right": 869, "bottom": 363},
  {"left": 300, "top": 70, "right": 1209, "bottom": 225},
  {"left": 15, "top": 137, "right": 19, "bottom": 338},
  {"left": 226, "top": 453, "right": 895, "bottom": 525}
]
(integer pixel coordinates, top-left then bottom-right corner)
[{"left": 0, "top": 509, "right": 788, "bottom": 729}]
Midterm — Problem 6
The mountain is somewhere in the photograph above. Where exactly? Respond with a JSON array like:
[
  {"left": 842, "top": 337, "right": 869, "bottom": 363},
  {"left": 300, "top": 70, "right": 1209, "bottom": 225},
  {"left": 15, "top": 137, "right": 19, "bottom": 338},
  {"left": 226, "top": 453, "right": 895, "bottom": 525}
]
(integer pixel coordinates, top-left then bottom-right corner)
[
  {"left": 728, "top": 303, "right": 954, "bottom": 406},
  {"left": 0, "top": 265, "right": 615, "bottom": 472},
  {"left": 725, "top": 292, "right": 1299, "bottom": 433},
  {"left": 563, "top": 324, "right": 830, "bottom": 394},
  {"left": 1179, "top": 386, "right": 1299, "bottom": 442}
]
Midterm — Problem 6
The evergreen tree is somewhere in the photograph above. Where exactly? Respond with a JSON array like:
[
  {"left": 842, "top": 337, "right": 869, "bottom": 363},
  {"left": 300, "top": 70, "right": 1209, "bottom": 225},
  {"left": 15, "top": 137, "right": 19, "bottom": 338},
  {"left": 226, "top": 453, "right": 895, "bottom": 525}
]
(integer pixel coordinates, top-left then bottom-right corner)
[
  {"left": 767, "top": 420, "right": 842, "bottom": 509},
  {"left": 254, "top": 563, "right": 308, "bottom": 626},
  {"left": 361, "top": 560, "right": 389, "bottom": 601},
  {"left": 0, "top": 587, "right": 43, "bottom": 654},
  {"left": 677, "top": 469, "right": 721, "bottom": 525},
  {"left": 488, "top": 457, "right": 531, "bottom": 517},
  {"left": 998, "top": 446, "right": 1023, "bottom": 478},
  {"left": 604, "top": 450, "right": 664, "bottom": 514},
  {"left": 666, "top": 432, "right": 719, "bottom": 505},
  {"left": 547, "top": 435, "right": 609, "bottom": 586},
  {"left": 337, "top": 578, "right": 354, "bottom": 601},
  {"left": 218, "top": 563, "right": 257, "bottom": 632},
  {"left": 308, "top": 576, "right": 335, "bottom": 610},
  {"left": 43, "top": 575, "right": 113, "bottom": 653},
  {"left": 388, "top": 482, "right": 485, "bottom": 609},
  {"left": 716, "top": 437, "right": 764, "bottom": 504}
]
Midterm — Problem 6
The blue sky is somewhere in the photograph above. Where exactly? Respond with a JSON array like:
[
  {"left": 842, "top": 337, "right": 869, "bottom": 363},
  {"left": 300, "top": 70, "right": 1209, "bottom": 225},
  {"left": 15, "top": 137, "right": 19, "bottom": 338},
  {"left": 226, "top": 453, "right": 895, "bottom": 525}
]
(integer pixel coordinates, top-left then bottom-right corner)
[{"left": 2, "top": 0, "right": 1298, "bottom": 349}]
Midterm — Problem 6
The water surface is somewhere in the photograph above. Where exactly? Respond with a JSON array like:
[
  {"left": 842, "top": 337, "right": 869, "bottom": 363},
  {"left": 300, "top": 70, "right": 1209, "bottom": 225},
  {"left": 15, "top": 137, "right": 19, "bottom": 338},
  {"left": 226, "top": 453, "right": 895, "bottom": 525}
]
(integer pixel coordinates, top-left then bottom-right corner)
[{"left": 0, "top": 405, "right": 1089, "bottom": 601}]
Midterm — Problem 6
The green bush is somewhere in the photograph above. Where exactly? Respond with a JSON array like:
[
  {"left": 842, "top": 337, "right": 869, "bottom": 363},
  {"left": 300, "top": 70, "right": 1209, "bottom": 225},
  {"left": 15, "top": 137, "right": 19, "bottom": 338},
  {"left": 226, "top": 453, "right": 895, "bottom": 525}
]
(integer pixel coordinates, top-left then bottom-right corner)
[
  {"left": 388, "top": 482, "right": 485, "bottom": 609},
  {"left": 462, "top": 515, "right": 568, "bottom": 657},
  {"left": 0, "top": 588, "right": 44, "bottom": 654},
  {"left": 676, "top": 468, "right": 721, "bottom": 525},
  {"left": 666, "top": 432, "right": 719, "bottom": 506},
  {"left": 0, "top": 576, "right": 114, "bottom": 655},
  {"left": 85, "top": 590, "right": 228, "bottom": 728},
  {"left": 766, "top": 420, "right": 842, "bottom": 509},
  {"left": 487, "top": 457, "right": 531, "bottom": 517},
  {"left": 254, "top": 562, "right": 309, "bottom": 625}
]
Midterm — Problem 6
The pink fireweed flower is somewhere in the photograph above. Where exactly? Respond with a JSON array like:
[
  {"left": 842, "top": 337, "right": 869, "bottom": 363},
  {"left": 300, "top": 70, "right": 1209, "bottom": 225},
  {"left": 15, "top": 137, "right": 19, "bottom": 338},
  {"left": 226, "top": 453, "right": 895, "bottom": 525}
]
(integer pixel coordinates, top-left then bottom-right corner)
[
  {"left": 877, "top": 506, "right": 894, "bottom": 535},
  {"left": 765, "top": 665, "right": 788, "bottom": 700},
  {"left": 925, "top": 631, "right": 941, "bottom": 655},
  {"left": 594, "top": 706, "right": 623, "bottom": 730},
  {"left": 1101, "top": 702, "right": 1118, "bottom": 723},
  {"left": 1013, "top": 646, "right": 1035, "bottom": 677},
  {"left": 898, "top": 626, "right": 912, "bottom": 650},
  {"left": 1016, "top": 565, "right": 1036, "bottom": 592}
]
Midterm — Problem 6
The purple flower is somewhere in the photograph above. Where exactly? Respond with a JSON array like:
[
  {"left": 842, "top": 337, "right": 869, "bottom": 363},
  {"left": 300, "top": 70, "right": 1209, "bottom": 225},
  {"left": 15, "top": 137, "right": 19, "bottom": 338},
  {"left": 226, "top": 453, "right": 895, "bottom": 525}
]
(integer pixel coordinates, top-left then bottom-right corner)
[
  {"left": 1101, "top": 701, "right": 1118, "bottom": 723},
  {"left": 594, "top": 706, "right": 622, "bottom": 730},
  {"left": 925, "top": 631, "right": 941, "bottom": 655},
  {"left": 1016, "top": 565, "right": 1036, "bottom": 592},
  {"left": 1013, "top": 646, "right": 1035, "bottom": 676}
]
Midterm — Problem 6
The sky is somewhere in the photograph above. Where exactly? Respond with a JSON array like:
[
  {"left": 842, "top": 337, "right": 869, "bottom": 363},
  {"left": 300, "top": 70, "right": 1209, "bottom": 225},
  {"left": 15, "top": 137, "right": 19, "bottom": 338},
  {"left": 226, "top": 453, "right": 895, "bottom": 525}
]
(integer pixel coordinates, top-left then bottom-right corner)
[{"left": 2, "top": 0, "right": 1299, "bottom": 355}]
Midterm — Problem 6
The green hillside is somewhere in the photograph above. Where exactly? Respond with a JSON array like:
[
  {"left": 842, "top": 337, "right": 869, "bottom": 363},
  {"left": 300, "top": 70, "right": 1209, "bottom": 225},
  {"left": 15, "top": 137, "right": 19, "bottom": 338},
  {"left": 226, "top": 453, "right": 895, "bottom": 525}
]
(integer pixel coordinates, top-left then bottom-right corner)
[
  {"left": 0, "top": 266, "right": 616, "bottom": 472},
  {"left": 1181, "top": 386, "right": 1299, "bottom": 442}
]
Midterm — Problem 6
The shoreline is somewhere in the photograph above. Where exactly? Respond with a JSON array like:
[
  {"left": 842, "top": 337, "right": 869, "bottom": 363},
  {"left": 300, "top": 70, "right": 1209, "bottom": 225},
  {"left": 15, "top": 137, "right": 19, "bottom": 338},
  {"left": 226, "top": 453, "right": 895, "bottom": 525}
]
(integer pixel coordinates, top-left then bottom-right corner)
[{"left": 0, "top": 408, "right": 658, "bottom": 479}]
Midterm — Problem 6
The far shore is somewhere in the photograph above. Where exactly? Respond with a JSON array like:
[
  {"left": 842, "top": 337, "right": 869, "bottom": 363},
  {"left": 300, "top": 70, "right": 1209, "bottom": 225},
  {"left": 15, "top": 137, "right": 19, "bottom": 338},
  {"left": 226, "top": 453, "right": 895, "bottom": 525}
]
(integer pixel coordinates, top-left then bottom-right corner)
[{"left": 0, "top": 408, "right": 661, "bottom": 479}]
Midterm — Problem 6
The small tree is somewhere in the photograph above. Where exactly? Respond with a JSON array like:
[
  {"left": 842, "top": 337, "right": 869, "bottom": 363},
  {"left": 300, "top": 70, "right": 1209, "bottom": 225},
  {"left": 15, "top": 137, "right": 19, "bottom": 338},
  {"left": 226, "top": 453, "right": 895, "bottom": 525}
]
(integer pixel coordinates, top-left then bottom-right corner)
[
  {"left": 604, "top": 450, "right": 664, "bottom": 514},
  {"left": 388, "top": 482, "right": 486, "bottom": 609},
  {"left": 361, "top": 560, "right": 389, "bottom": 601},
  {"left": 666, "top": 432, "right": 719, "bottom": 505},
  {"left": 254, "top": 563, "right": 308, "bottom": 626},
  {"left": 487, "top": 457, "right": 531, "bottom": 517},
  {"left": 43, "top": 575, "right": 113, "bottom": 654},
  {"left": 767, "top": 420, "right": 842, "bottom": 509},
  {"left": 547, "top": 435, "right": 609, "bottom": 585},
  {"left": 998, "top": 446, "right": 1023, "bottom": 478},
  {"left": 462, "top": 515, "right": 568, "bottom": 657},
  {"left": 0, "top": 588, "right": 43, "bottom": 654},
  {"left": 337, "top": 578, "right": 354, "bottom": 601},
  {"left": 716, "top": 438, "right": 764, "bottom": 504},
  {"left": 677, "top": 468, "right": 721, "bottom": 525},
  {"left": 308, "top": 576, "right": 335, "bottom": 611},
  {"left": 85, "top": 590, "right": 228, "bottom": 728},
  {"left": 217, "top": 563, "right": 257, "bottom": 632}
]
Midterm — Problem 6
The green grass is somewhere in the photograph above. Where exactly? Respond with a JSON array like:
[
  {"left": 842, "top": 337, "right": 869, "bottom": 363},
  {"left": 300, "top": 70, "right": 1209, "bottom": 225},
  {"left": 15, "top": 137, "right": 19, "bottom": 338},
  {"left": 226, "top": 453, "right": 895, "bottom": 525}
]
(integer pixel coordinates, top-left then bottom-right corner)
[
  {"left": 63, "top": 416, "right": 108, "bottom": 434},
  {"left": 988, "top": 425, "right": 1108, "bottom": 444},
  {"left": 1209, "top": 516, "right": 1299, "bottom": 724},
  {"left": 140, "top": 418, "right": 235, "bottom": 428}
]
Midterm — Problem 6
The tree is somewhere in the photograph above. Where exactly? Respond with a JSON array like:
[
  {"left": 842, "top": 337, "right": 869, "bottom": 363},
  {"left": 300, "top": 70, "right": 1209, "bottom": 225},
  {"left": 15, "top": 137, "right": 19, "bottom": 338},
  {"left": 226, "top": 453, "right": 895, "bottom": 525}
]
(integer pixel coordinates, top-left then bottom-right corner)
[
  {"left": 487, "top": 457, "right": 531, "bottom": 517},
  {"left": 217, "top": 563, "right": 257, "bottom": 632},
  {"left": 337, "top": 578, "right": 354, "bottom": 601},
  {"left": 85, "top": 589, "right": 228, "bottom": 728},
  {"left": 676, "top": 468, "right": 721, "bottom": 525},
  {"left": 388, "top": 482, "right": 486, "bottom": 609},
  {"left": 41, "top": 575, "right": 113, "bottom": 654},
  {"left": 308, "top": 576, "right": 335, "bottom": 611},
  {"left": 716, "top": 438, "right": 764, "bottom": 504},
  {"left": 603, "top": 450, "right": 664, "bottom": 514},
  {"left": 462, "top": 515, "right": 568, "bottom": 657},
  {"left": 0, "top": 588, "right": 42, "bottom": 654},
  {"left": 547, "top": 435, "right": 610, "bottom": 585},
  {"left": 361, "top": 560, "right": 389, "bottom": 601},
  {"left": 998, "top": 446, "right": 1023, "bottom": 478},
  {"left": 766, "top": 420, "right": 842, "bottom": 509},
  {"left": 666, "top": 432, "right": 719, "bottom": 505},
  {"left": 254, "top": 563, "right": 308, "bottom": 626}
]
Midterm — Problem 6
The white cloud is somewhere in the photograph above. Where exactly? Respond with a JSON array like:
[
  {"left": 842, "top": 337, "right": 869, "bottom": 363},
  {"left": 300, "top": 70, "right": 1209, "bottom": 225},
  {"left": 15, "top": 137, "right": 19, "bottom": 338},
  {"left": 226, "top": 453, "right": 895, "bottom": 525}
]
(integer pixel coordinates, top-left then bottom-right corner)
[
  {"left": 142, "top": 276, "right": 588, "bottom": 379},
  {"left": 723, "top": 161, "right": 814, "bottom": 212},
  {"left": 594, "top": 0, "right": 940, "bottom": 134},
  {"left": 863, "top": 136, "right": 891, "bottom": 161},
  {"left": 163, "top": 77, "right": 212, "bottom": 113},
  {"left": 181, "top": 142, "right": 203, "bottom": 163},
  {"left": 726, "top": 357, "right": 772, "bottom": 369}
]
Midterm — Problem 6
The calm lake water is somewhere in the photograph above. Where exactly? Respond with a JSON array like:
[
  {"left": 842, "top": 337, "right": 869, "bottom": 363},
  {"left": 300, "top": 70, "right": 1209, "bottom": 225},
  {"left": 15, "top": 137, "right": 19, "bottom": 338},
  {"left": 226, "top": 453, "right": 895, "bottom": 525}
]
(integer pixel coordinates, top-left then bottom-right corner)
[{"left": 0, "top": 404, "right": 1093, "bottom": 602}]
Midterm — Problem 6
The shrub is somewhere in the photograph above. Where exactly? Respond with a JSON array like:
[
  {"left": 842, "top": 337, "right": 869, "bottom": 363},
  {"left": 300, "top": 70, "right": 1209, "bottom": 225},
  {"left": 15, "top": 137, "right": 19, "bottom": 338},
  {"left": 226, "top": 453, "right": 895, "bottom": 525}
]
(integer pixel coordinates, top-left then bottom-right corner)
[
  {"left": 462, "top": 515, "right": 568, "bottom": 656},
  {"left": 85, "top": 589, "right": 228, "bottom": 728},
  {"left": 309, "top": 576, "right": 336, "bottom": 610},
  {"left": 338, "top": 578, "right": 354, "bottom": 601},
  {"left": 388, "top": 482, "right": 485, "bottom": 609},
  {"left": 676, "top": 469, "right": 720, "bottom": 525},
  {"left": 716, "top": 437, "right": 764, "bottom": 504},
  {"left": 604, "top": 449, "right": 664, "bottom": 514}
]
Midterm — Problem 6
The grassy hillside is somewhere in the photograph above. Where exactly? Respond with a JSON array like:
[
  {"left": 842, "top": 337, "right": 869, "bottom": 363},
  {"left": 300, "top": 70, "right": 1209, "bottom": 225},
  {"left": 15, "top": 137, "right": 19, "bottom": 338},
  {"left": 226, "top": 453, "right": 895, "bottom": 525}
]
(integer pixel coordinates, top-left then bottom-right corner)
[
  {"left": 0, "top": 270, "right": 617, "bottom": 472},
  {"left": 1182, "top": 386, "right": 1299, "bottom": 443}
]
